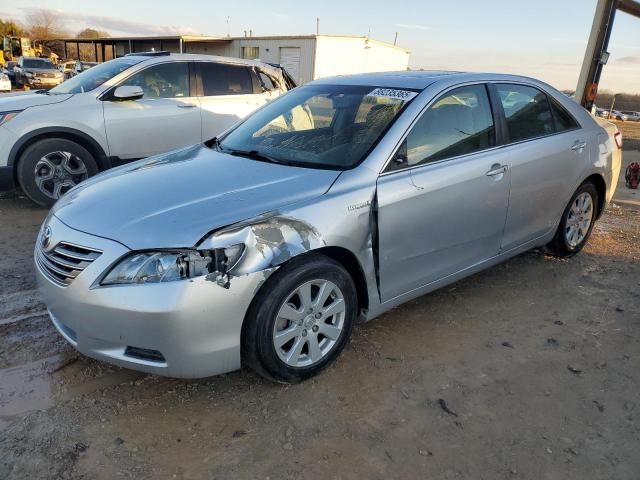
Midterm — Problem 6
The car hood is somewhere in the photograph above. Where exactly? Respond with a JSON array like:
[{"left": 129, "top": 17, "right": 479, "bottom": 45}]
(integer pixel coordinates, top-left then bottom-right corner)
[
  {"left": 51, "top": 145, "right": 342, "bottom": 250},
  {"left": 0, "top": 91, "right": 71, "bottom": 109}
]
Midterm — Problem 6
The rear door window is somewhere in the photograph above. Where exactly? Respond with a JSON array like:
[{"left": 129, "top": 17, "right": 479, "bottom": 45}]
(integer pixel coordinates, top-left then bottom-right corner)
[
  {"left": 200, "top": 62, "right": 254, "bottom": 96},
  {"left": 549, "top": 99, "right": 579, "bottom": 132},
  {"left": 496, "top": 84, "right": 555, "bottom": 142}
]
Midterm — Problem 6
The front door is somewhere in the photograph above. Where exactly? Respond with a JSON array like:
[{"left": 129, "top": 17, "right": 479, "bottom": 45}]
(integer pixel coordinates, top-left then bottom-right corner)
[
  {"left": 103, "top": 61, "right": 201, "bottom": 160},
  {"left": 376, "top": 84, "right": 511, "bottom": 302}
]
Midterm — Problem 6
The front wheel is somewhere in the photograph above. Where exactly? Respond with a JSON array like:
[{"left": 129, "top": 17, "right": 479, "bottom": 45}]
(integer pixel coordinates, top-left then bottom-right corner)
[
  {"left": 17, "top": 138, "right": 99, "bottom": 208},
  {"left": 242, "top": 254, "right": 357, "bottom": 383},
  {"left": 546, "top": 182, "right": 598, "bottom": 257}
]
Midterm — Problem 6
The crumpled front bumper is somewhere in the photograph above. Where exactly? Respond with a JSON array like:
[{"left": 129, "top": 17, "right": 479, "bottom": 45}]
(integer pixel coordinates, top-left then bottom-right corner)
[{"left": 35, "top": 215, "right": 270, "bottom": 378}]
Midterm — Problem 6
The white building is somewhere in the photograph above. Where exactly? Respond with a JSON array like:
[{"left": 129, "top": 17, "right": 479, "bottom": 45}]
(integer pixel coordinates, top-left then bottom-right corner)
[{"left": 60, "top": 34, "right": 411, "bottom": 85}]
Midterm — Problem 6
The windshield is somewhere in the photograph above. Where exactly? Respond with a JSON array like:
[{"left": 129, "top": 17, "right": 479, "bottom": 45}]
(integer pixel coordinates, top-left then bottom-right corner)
[
  {"left": 219, "top": 84, "right": 417, "bottom": 170},
  {"left": 24, "top": 58, "right": 54, "bottom": 69},
  {"left": 51, "top": 57, "right": 144, "bottom": 94}
]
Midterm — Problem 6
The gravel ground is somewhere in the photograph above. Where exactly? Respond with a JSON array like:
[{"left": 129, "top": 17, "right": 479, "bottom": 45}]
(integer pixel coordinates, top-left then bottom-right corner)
[{"left": 1, "top": 161, "right": 639, "bottom": 479}]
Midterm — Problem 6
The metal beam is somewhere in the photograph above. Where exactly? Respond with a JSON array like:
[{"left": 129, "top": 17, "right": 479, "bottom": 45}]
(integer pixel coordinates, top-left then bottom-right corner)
[
  {"left": 618, "top": 0, "right": 640, "bottom": 17},
  {"left": 576, "top": 0, "right": 640, "bottom": 109},
  {"left": 576, "top": 0, "right": 617, "bottom": 109}
]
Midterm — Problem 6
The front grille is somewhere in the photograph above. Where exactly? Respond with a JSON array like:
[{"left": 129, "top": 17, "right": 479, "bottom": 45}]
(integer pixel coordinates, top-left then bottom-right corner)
[
  {"left": 38, "top": 72, "right": 55, "bottom": 78},
  {"left": 36, "top": 241, "right": 102, "bottom": 287}
]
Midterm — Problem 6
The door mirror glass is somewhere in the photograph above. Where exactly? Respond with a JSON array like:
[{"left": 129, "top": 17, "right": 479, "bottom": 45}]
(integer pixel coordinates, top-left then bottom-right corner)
[
  {"left": 392, "top": 140, "right": 408, "bottom": 165},
  {"left": 113, "top": 85, "right": 144, "bottom": 101}
]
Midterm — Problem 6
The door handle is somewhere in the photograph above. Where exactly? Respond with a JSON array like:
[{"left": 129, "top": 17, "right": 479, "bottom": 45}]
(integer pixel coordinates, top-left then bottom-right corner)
[
  {"left": 571, "top": 140, "right": 587, "bottom": 151},
  {"left": 486, "top": 164, "right": 508, "bottom": 177},
  {"left": 177, "top": 104, "right": 197, "bottom": 109}
]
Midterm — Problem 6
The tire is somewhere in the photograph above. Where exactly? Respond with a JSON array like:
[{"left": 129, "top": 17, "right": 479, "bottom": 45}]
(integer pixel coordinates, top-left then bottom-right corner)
[
  {"left": 17, "top": 138, "right": 99, "bottom": 208},
  {"left": 242, "top": 253, "right": 357, "bottom": 383},
  {"left": 546, "top": 182, "right": 599, "bottom": 257}
]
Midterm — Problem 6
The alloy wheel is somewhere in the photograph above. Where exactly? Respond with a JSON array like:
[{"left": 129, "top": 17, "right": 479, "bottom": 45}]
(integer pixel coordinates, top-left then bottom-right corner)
[
  {"left": 272, "top": 279, "right": 346, "bottom": 368},
  {"left": 34, "top": 151, "right": 88, "bottom": 200},
  {"left": 565, "top": 192, "right": 594, "bottom": 248}
]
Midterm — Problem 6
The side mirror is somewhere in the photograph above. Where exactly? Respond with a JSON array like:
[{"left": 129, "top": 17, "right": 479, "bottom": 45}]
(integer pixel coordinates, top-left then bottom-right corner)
[
  {"left": 113, "top": 85, "right": 144, "bottom": 101},
  {"left": 393, "top": 140, "right": 408, "bottom": 164}
]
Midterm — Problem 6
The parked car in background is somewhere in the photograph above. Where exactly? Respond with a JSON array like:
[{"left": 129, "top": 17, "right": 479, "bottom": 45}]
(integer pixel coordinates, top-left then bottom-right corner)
[
  {"left": 5, "top": 60, "right": 17, "bottom": 85},
  {"left": 0, "top": 52, "right": 295, "bottom": 206},
  {"left": 0, "top": 69, "right": 11, "bottom": 92},
  {"left": 58, "top": 60, "right": 77, "bottom": 79},
  {"left": 35, "top": 71, "right": 622, "bottom": 382},
  {"left": 620, "top": 110, "right": 640, "bottom": 121},
  {"left": 14, "top": 56, "right": 64, "bottom": 89},
  {"left": 75, "top": 61, "right": 98, "bottom": 76},
  {"left": 610, "top": 110, "right": 628, "bottom": 121}
]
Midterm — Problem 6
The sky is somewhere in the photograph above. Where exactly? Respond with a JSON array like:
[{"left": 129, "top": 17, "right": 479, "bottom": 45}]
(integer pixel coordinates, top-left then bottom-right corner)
[{"left": 1, "top": 0, "right": 639, "bottom": 93}]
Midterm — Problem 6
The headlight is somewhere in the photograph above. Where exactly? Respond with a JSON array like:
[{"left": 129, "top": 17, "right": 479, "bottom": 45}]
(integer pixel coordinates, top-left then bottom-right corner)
[
  {"left": 0, "top": 111, "right": 21, "bottom": 126},
  {"left": 100, "top": 245, "right": 244, "bottom": 286}
]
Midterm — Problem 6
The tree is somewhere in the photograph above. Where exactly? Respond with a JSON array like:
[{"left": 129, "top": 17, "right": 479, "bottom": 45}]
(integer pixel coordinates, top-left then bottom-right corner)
[
  {"left": 27, "top": 9, "right": 68, "bottom": 40},
  {"left": 0, "top": 18, "right": 27, "bottom": 37},
  {"left": 77, "top": 28, "right": 110, "bottom": 39}
]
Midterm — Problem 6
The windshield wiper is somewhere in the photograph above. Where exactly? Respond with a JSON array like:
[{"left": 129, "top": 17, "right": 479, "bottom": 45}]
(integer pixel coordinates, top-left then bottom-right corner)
[
  {"left": 222, "top": 147, "right": 290, "bottom": 166},
  {"left": 34, "top": 89, "right": 51, "bottom": 95}
]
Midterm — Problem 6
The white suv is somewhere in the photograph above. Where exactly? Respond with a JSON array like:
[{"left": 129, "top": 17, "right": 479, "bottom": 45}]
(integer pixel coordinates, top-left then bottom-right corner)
[{"left": 0, "top": 52, "right": 295, "bottom": 206}]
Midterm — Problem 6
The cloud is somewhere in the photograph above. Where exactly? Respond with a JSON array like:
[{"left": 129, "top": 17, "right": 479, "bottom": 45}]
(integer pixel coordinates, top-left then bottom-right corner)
[
  {"left": 18, "top": 7, "right": 202, "bottom": 36},
  {"left": 395, "top": 23, "right": 431, "bottom": 31},
  {"left": 272, "top": 13, "right": 291, "bottom": 19},
  {"left": 616, "top": 55, "right": 640, "bottom": 64}
]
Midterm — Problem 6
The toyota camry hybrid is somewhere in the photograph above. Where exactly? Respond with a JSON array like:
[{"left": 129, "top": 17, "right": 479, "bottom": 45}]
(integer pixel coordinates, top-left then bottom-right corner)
[{"left": 35, "top": 71, "right": 622, "bottom": 383}]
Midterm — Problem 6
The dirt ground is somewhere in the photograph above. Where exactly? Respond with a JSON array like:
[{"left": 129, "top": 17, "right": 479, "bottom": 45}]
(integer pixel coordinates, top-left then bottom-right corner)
[{"left": 1, "top": 154, "right": 639, "bottom": 480}]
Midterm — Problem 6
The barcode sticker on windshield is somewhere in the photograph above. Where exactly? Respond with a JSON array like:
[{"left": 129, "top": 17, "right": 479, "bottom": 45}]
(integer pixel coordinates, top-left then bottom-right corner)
[{"left": 367, "top": 88, "right": 418, "bottom": 101}]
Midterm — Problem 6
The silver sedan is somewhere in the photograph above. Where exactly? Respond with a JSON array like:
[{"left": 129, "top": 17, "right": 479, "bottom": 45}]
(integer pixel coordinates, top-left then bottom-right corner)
[{"left": 35, "top": 71, "right": 622, "bottom": 382}]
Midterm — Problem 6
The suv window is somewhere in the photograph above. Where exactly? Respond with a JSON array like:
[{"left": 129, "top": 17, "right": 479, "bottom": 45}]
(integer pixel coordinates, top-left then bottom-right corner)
[
  {"left": 200, "top": 63, "right": 253, "bottom": 96},
  {"left": 121, "top": 62, "right": 190, "bottom": 99},
  {"left": 23, "top": 58, "right": 55, "bottom": 69},
  {"left": 392, "top": 84, "right": 495, "bottom": 170},
  {"left": 258, "top": 71, "right": 277, "bottom": 91},
  {"left": 497, "top": 84, "right": 554, "bottom": 142},
  {"left": 549, "top": 99, "right": 579, "bottom": 132}
]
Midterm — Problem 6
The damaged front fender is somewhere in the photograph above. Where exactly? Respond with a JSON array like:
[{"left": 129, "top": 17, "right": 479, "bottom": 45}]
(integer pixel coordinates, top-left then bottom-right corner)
[{"left": 198, "top": 215, "right": 326, "bottom": 277}]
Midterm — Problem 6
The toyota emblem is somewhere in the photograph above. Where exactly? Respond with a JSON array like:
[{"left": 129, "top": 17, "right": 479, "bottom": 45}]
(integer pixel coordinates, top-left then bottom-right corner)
[{"left": 42, "top": 226, "right": 52, "bottom": 249}]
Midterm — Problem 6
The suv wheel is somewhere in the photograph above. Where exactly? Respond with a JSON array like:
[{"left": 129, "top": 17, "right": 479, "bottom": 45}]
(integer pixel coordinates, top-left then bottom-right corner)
[
  {"left": 17, "top": 138, "right": 99, "bottom": 208},
  {"left": 242, "top": 254, "right": 357, "bottom": 383}
]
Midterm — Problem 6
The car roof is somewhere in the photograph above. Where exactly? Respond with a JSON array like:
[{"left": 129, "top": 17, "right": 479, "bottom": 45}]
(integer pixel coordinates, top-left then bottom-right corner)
[
  {"left": 310, "top": 71, "right": 553, "bottom": 91},
  {"left": 129, "top": 53, "right": 274, "bottom": 69}
]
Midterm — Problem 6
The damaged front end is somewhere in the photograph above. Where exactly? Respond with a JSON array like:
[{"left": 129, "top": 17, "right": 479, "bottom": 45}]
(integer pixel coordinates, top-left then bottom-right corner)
[
  {"left": 197, "top": 214, "right": 325, "bottom": 287},
  {"left": 98, "top": 214, "right": 325, "bottom": 290}
]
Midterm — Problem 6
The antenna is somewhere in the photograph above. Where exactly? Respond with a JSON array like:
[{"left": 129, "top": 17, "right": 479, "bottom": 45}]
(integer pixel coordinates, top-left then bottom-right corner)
[
  {"left": 316, "top": 17, "right": 320, "bottom": 35},
  {"left": 394, "top": 31, "right": 398, "bottom": 45}
]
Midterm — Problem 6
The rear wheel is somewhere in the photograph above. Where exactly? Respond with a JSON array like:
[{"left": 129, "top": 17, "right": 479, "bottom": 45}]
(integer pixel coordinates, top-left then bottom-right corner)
[
  {"left": 242, "top": 254, "right": 357, "bottom": 383},
  {"left": 546, "top": 182, "right": 598, "bottom": 257},
  {"left": 17, "top": 138, "right": 99, "bottom": 208}
]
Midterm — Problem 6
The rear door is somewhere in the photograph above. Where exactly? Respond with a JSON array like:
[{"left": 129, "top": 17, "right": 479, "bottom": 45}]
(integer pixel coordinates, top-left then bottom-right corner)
[
  {"left": 493, "top": 84, "right": 588, "bottom": 250},
  {"left": 197, "top": 62, "right": 272, "bottom": 140},
  {"left": 103, "top": 61, "right": 201, "bottom": 160}
]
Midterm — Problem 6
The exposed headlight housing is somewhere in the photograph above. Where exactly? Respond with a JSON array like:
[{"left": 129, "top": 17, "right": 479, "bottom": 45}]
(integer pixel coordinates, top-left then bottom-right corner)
[
  {"left": 0, "top": 111, "right": 21, "bottom": 126},
  {"left": 100, "top": 245, "right": 244, "bottom": 286}
]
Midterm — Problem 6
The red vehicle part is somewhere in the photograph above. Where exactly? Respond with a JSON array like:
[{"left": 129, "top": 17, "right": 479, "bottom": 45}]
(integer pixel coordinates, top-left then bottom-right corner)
[{"left": 626, "top": 162, "right": 640, "bottom": 189}]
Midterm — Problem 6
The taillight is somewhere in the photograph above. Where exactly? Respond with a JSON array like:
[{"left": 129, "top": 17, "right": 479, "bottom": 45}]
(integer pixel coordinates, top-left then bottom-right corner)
[{"left": 614, "top": 131, "right": 622, "bottom": 149}]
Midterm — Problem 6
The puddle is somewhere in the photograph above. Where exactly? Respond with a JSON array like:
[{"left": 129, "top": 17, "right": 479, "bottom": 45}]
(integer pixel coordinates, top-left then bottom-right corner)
[{"left": 0, "top": 354, "right": 143, "bottom": 430}]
